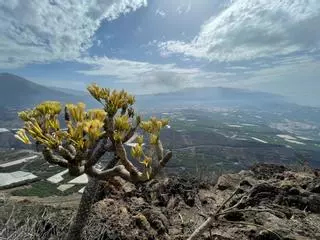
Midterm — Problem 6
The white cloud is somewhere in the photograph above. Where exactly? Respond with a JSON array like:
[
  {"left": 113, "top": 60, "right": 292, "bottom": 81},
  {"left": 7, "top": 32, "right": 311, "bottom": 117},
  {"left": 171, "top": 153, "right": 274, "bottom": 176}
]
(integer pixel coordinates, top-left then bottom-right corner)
[
  {"left": 242, "top": 60, "right": 320, "bottom": 86},
  {"left": 0, "top": 0, "right": 147, "bottom": 68},
  {"left": 155, "top": 9, "right": 166, "bottom": 18},
  {"left": 160, "top": 0, "right": 320, "bottom": 62},
  {"left": 238, "top": 59, "right": 320, "bottom": 106},
  {"left": 77, "top": 56, "right": 232, "bottom": 93},
  {"left": 176, "top": 2, "right": 191, "bottom": 15}
]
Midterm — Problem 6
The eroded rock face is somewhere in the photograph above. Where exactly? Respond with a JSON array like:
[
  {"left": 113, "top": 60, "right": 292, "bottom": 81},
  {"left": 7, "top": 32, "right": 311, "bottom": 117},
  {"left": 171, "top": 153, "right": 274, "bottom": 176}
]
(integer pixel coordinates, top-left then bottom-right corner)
[{"left": 85, "top": 164, "right": 320, "bottom": 240}]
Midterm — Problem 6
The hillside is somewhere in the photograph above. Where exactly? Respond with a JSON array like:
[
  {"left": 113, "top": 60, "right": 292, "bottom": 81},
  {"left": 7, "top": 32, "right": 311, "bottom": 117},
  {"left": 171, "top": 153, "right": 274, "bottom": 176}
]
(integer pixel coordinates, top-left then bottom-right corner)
[
  {"left": 0, "top": 73, "right": 78, "bottom": 108},
  {"left": 0, "top": 73, "right": 311, "bottom": 114},
  {"left": 1, "top": 164, "right": 320, "bottom": 239},
  {"left": 0, "top": 73, "right": 95, "bottom": 128},
  {"left": 137, "top": 87, "right": 289, "bottom": 110}
]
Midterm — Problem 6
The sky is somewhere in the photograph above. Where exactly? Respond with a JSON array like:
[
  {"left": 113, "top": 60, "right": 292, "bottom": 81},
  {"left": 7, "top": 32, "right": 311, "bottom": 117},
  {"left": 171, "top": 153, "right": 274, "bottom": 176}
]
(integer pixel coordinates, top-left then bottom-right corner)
[{"left": 0, "top": 0, "right": 320, "bottom": 106}]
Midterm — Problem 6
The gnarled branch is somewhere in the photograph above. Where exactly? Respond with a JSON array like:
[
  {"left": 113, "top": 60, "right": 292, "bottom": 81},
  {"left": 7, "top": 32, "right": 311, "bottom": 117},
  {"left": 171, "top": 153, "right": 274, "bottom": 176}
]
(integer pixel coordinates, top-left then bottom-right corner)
[
  {"left": 86, "top": 138, "right": 114, "bottom": 168},
  {"left": 42, "top": 147, "right": 68, "bottom": 168},
  {"left": 149, "top": 150, "right": 172, "bottom": 180},
  {"left": 123, "top": 126, "right": 137, "bottom": 143},
  {"left": 155, "top": 139, "right": 164, "bottom": 161},
  {"left": 85, "top": 165, "right": 131, "bottom": 182},
  {"left": 115, "top": 141, "right": 142, "bottom": 177},
  {"left": 57, "top": 145, "right": 75, "bottom": 161}
]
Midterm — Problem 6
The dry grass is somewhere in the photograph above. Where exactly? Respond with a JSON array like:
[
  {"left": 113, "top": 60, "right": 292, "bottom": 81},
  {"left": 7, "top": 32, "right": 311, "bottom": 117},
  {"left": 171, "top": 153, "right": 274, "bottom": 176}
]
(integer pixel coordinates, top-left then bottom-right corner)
[{"left": 0, "top": 196, "right": 72, "bottom": 240}]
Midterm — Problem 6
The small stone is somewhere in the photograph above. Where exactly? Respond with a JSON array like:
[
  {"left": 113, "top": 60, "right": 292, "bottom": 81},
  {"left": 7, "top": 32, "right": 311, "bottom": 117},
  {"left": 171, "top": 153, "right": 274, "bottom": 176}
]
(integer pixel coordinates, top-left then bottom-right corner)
[
  {"left": 217, "top": 174, "right": 240, "bottom": 190},
  {"left": 309, "top": 183, "right": 320, "bottom": 194},
  {"left": 134, "top": 213, "right": 150, "bottom": 230},
  {"left": 123, "top": 182, "right": 136, "bottom": 194},
  {"left": 308, "top": 194, "right": 320, "bottom": 213}
]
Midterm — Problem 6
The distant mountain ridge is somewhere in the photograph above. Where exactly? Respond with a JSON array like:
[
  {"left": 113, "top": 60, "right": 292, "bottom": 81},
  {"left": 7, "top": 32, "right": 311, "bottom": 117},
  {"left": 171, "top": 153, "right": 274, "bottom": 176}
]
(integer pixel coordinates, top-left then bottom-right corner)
[
  {"left": 50, "top": 86, "right": 88, "bottom": 97},
  {"left": 0, "top": 72, "right": 308, "bottom": 113},
  {"left": 0, "top": 73, "right": 81, "bottom": 108},
  {"left": 137, "top": 86, "right": 289, "bottom": 110}
]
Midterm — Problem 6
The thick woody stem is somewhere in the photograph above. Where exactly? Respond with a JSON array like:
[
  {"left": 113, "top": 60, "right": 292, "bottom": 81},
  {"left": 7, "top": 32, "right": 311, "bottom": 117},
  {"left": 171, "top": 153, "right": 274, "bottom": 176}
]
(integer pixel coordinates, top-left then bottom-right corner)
[
  {"left": 115, "top": 141, "right": 141, "bottom": 177},
  {"left": 57, "top": 145, "right": 74, "bottom": 161},
  {"left": 149, "top": 150, "right": 172, "bottom": 179},
  {"left": 85, "top": 165, "right": 131, "bottom": 181},
  {"left": 42, "top": 147, "right": 68, "bottom": 168},
  {"left": 86, "top": 138, "right": 114, "bottom": 168},
  {"left": 123, "top": 126, "right": 137, "bottom": 143},
  {"left": 155, "top": 139, "right": 164, "bottom": 161}
]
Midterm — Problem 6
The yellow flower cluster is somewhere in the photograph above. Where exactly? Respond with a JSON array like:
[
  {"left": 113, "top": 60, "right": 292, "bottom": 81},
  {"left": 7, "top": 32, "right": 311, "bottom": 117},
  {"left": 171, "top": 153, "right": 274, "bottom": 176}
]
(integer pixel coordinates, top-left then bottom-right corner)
[
  {"left": 16, "top": 101, "right": 64, "bottom": 148},
  {"left": 113, "top": 131, "right": 123, "bottom": 143},
  {"left": 140, "top": 117, "right": 169, "bottom": 133},
  {"left": 86, "top": 109, "right": 107, "bottom": 122},
  {"left": 114, "top": 115, "right": 130, "bottom": 132},
  {"left": 87, "top": 83, "right": 135, "bottom": 116},
  {"left": 129, "top": 134, "right": 153, "bottom": 179},
  {"left": 66, "top": 119, "right": 104, "bottom": 150},
  {"left": 35, "top": 101, "right": 62, "bottom": 116},
  {"left": 87, "top": 83, "right": 109, "bottom": 102},
  {"left": 16, "top": 100, "right": 107, "bottom": 151},
  {"left": 65, "top": 104, "right": 105, "bottom": 150},
  {"left": 18, "top": 101, "right": 61, "bottom": 122},
  {"left": 21, "top": 119, "right": 65, "bottom": 148},
  {"left": 131, "top": 138, "right": 144, "bottom": 159},
  {"left": 140, "top": 117, "right": 169, "bottom": 145},
  {"left": 18, "top": 109, "right": 39, "bottom": 122},
  {"left": 65, "top": 102, "right": 86, "bottom": 122},
  {"left": 14, "top": 129, "right": 31, "bottom": 145}
]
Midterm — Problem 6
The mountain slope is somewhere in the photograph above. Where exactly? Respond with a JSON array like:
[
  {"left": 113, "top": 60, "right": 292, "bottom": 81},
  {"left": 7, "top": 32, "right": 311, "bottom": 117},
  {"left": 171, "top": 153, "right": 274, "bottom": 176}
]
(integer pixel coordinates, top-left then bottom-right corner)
[
  {"left": 0, "top": 73, "right": 288, "bottom": 110},
  {"left": 0, "top": 73, "right": 74, "bottom": 108},
  {"left": 136, "top": 87, "right": 288, "bottom": 110}
]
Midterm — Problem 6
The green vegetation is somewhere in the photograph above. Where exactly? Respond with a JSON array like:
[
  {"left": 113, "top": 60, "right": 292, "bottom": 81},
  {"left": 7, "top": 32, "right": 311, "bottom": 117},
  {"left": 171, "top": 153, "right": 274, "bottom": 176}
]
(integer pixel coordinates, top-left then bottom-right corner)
[{"left": 11, "top": 181, "right": 83, "bottom": 198}]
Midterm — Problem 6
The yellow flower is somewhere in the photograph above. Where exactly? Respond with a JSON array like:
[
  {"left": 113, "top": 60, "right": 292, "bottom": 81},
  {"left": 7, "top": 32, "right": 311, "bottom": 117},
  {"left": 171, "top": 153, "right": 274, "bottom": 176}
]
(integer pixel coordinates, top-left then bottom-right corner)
[
  {"left": 83, "top": 119, "right": 104, "bottom": 143},
  {"left": 87, "top": 83, "right": 103, "bottom": 102},
  {"left": 127, "top": 95, "right": 135, "bottom": 105},
  {"left": 47, "top": 118, "right": 60, "bottom": 131},
  {"left": 160, "top": 119, "right": 169, "bottom": 127},
  {"left": 136, "top": 135, "right": 144, "bottom": 145},
  {"left": 140, "top": 121, "right": 152, "bottom": 133},
  {"left": 140, "top": 117, "right": 169, "bottom": 134},
  {"left": 141, "top": 156, "right": 152, "bottom": 168},
  {"left": 86, "top": 109, "right": 106, "bottom": 121},
  {"left": 114, "top": 115, "right": 130, "bottom": 131},
  {"left": 18, "top": 110, "right": 34, "bottom": 121},
  {"left": 26, "top": 120, "right": 43, "bottom": 137},
  {"left": 14, "top": 129, "right": 31, "bottom": 144},
  {"left": 35, "top": 101, "right": 62, "bottom": 116},
  {"left": 113, "top": 131, "right": 123, "bottom": 142},
  {"left": 131, "top": 144, "right": 143, "bottom": 159},
  {"left": 150, "top": 134, "right": 159, "bottom": 145},
  {"left": 66, "top": 102, "right": 86, "bottom": 122}
]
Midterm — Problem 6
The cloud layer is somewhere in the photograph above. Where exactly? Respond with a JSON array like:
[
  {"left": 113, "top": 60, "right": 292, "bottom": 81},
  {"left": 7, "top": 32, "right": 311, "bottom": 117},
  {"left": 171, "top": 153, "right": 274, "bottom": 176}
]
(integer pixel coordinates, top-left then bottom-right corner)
[
  {"left": 159, "top": 0, "right": 320, "bottom": 62},
  {"left": 0, "top": 0, "right": 147, "bottom": 68},
  {"left": 1, "top": 0, "right": 319, "bottom": 105},
  {"left": 77, "top": 56, "right": 233, "bottom": 93}
]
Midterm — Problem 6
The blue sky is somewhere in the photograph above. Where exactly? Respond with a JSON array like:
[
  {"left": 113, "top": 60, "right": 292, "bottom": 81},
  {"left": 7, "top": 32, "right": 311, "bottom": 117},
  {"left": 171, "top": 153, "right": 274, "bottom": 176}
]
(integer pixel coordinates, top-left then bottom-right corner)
[{"left": 0, "top": 0, "right": 320, "bottom": 106}]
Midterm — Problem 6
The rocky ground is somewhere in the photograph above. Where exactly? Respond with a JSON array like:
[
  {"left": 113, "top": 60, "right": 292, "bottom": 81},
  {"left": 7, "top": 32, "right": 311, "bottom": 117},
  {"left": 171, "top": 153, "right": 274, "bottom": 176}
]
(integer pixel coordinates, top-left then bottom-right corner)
[{"left": 1, "top": 164, "right": 320, "bottom": 240}]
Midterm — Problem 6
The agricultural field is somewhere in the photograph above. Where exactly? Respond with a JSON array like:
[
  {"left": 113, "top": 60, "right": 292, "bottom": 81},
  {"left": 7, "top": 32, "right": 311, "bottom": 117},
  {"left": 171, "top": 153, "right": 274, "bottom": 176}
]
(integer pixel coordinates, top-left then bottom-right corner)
[
  {"left": 1, "top": 108, "right": 320, "bottom": 198},
  {"left": 0, "top": 150, "right": 87, "bottom": 197}
]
